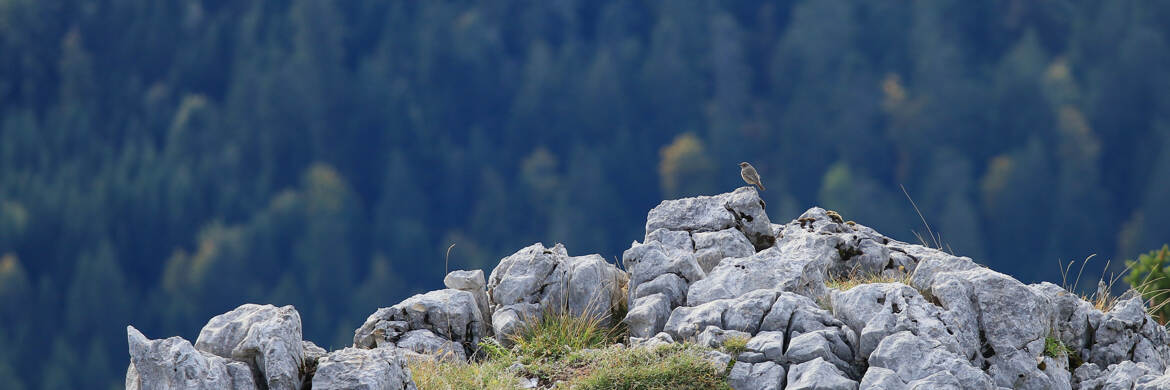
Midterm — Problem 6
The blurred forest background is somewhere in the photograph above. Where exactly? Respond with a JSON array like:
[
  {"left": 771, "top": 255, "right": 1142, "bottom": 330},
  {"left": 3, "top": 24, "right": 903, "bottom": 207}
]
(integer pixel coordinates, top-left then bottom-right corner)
[{"left": 2, "top": 0, "right": 1170, "bottom": 388}]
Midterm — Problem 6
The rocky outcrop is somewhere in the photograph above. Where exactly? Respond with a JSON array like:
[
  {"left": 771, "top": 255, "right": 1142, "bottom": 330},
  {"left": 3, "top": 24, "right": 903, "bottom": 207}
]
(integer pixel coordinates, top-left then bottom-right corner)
[
  {"left": 623, "top": 187, "right": 773, "bottom": 338},
  {"left": 127, "top": 187, "right": 1170, "bottom": 389},
  {"left": 352, "top": 288, "right": 484, "bottom": 359},
  {"left": 126, "top": 326, "right": 256, "bottom": 390},
  {"left": 486, "top": 242, "right": 628, "bottom": 344},
  {"left": 194, "top": 304, "right": 304, "bottom": 390},
  {"left": 311, "top": 347, "right": 416, "bottom": 390},
  {"left": 624, "top": 188, "right": 1170, "bottom": 390}
]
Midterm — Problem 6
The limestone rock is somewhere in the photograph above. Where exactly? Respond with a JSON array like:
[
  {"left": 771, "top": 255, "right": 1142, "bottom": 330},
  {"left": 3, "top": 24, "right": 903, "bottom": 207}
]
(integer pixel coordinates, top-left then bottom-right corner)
[
  {"left": 126, "top": 326, "right": 256, "bottom": 390},
  {"left": 664, "top": 298, "right": 733, "bottom": 341},
  {"left": 624, "top": 293, "right": 672, "bottom": 338},
  {"left": 686, "top": 243, "right": 827, "bottom": 306},
  {"left": 354, "top": 288, "right": 484, "bottom": 354},
  {"left": 831, "top": 283, "right": 959, "bottom": 361},
  {"left": 867, "top": 331, "right": 994, "bottom": 389},
  {"left": 644, "top": 187, "right": 773, "bottom": 250},
  {"left": 444, "top": 269, "right": 491, "bottom": 327},
  {"left": 728, "top": 360, "right": 785, "bottom": 390},
  {"left": 1089, "top": 297, "right": 1170, "bottom": 371},
  {"left": 695, "top": 326, "right": 751, "bottom": 350},
  {"left": 692, "top": 228, "right": 754, "bottom": 273},
  {"left": 193, "top": 304, "right": 304, "bottom": 390},
  {"left": 311, "top": 347, "right": 416, "bottom": 390},
  {"left": 623, "top": 238, "right": 704, "bottom": 306},
  {"left": 629, "top": 332, "right": 675, "bottom": 349},
  {"left": 487, "top": 243, "right": 628, "bottom": 343},
  {"left": 858, "top": 367, "right": 904, "bottom": 390},
  {"left": 632, "top": 272, "right": 689, "bottom": 308},
  {"left": 396, "top": 329, "right": 466, "bottom": 361},
  {"left": 302, "top": 341, "right": 327, "bottom": 388},
  {"left": 787, "top": 357, "right": 858, "bottom": 390}
]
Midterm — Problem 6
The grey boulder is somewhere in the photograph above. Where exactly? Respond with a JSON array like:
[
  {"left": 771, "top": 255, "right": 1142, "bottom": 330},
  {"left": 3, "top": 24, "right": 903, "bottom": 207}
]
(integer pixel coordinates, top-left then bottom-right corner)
[
  {"left": 311, "top": 347, "right": 416, "bottom": 390},
  {"left": 193, "top": 304, "right": 304, "bottom": 390},
  {"left": 624, "top": 293, "right": 672, "bottom": 338},
  {"left": 728, "top": 360, "right": 785, "bottom": 390},
  {"left": 126, "top": 326, "right": 256, "bottom": 390},
  {"left": 395, "top": 329, "right": 466, "bottom": 361},
  {"left": 692, "top": 228, "right": 755, "bottom": 273},
  {"left": 644, "top": 186, "right": 773, "bottom": 250},
  {"left": 354, "top": 288, "right": 484, "bottom": 354},
  {"left": 787, "top": 357, "right": 858, "bottom": 390},
  {"left": 444, "top": 269, "right": 491, "bottom": 327},
  {"left": 686, "top": 242, "right": 828, "bottom": 306},
  {"left": 487, "top": 243, "right": 628, "bottom": 343}
]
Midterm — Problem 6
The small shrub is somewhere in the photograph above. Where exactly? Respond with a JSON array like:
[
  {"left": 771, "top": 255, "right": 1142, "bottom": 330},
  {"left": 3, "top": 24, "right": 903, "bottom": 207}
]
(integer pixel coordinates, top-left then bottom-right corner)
[
  {"left": 1043, "top": 336, "right": 1071, "bottom": 358},
  {"left": 721, "top": 335, "right": 748, "bottom": 357},
  {"left": 1124, "top": 244, "right": 1170, "bottom": 323},
  {"left": 475, "top": 337, "right": 513, "bottom": 360}
]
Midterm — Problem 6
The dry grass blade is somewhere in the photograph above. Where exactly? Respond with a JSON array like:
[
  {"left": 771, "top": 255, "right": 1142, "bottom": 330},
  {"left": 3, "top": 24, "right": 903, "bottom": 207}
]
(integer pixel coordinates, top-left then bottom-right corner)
[
  {"left": 900, "top": 184, "right": 944, "bottom": 252},
  {"left": 444, "top": 243, "right": 456, "bottom": 275}
]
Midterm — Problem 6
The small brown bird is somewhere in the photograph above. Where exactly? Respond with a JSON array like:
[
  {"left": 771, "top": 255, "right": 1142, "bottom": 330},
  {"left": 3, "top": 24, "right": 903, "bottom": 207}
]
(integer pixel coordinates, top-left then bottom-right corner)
[{"left": 739, "top": 162, "right": 765, "bottom": 191}]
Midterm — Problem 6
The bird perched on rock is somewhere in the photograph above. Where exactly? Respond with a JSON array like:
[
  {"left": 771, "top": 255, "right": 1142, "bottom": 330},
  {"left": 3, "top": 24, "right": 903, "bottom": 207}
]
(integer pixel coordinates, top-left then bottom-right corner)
[{"left": 739, "top": 162, "right": 765, "bottom": 191}]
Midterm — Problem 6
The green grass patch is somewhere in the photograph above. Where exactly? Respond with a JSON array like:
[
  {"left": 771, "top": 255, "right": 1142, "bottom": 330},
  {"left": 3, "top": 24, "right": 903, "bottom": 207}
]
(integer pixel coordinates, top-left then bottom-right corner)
[
  {"left": 511, "top": 310, "right": 625, "bottom": 361},
  {"left": 409, "top": 340, "right": 524, "bottom": 390},
  {"left": 568, "top": 344, "right": 731, "bottom": 390},
  {"left": 409, "top": 311, "right": 730, "bottom": 390}
]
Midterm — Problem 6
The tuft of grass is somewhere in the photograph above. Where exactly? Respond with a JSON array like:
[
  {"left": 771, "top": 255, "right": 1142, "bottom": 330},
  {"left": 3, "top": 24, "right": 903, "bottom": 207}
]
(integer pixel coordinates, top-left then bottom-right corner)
[
  {"left": 900, "top": 184, "right": 953, "bottom": 254},
  {"left": 409, "top": 339, "right": 524, "bottom": 390},
  {"left": 568, "top": 344, "right": 732, "bottom": 390},
  {"left": 721, "top": 335, "right": 748, "bottom": 357},
  {"left": 825, "top": 267, "right": 914, "bottom": 292},
  {"left": 824, "top": 266, "right": 940, "bottom": 308},
  {"left": 1059, "top": 253, "right": 1170, "bottom": 317},
  {"left": 411, "top": 312, "right": 731, "bottom": 390},
  {"left": 511, "top": 310, "right": 624, "bottom": 361}
]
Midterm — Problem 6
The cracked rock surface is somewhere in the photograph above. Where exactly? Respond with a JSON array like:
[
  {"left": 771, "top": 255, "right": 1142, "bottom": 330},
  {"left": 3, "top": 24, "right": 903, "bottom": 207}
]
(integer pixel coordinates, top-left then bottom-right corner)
[
  {"left": 486, "top": 242, "right": 628, "bottom": 344},
  {"left": 624, "top": 190, "right": 1170, "bottom": 390},
  {"left": 193, "top": 304, "right": 305, "bottom": 390}
]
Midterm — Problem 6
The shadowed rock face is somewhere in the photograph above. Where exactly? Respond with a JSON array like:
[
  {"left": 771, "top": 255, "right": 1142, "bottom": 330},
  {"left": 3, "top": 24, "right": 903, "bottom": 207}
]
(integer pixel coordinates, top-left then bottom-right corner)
[{"left": 126, "top": 188, "right": 1170, "bottom": 390}]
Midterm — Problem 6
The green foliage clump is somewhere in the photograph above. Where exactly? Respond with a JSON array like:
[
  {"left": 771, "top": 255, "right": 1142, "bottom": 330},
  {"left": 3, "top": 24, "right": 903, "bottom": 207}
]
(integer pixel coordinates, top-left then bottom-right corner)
[
  {"left": 410, "top": 314, "right": 729, "bottom": 390},
  {"left": 721, "top": 335, "right": 749, "bottom": 357},
  {"left": 511, "top": 311, "right": 624, "bottom": 361},
  {"left": 569, "top": 344, "right": 732, "bottom": 390},
  {"left": 409, "top": 338, "right": 524, "bottom": 390},
  {"left": 1123, "top": 244, "right": 1170, "bottom": 322},
  {"left": 1043, "top": 336, "right": 1072, "bottom": 358}
]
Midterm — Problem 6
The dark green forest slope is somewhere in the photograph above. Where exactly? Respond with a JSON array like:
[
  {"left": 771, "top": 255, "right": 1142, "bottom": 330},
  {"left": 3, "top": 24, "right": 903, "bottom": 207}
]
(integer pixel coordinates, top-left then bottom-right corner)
[{"left": 1, "top": 1, "right": 1169, "bottom": 388}]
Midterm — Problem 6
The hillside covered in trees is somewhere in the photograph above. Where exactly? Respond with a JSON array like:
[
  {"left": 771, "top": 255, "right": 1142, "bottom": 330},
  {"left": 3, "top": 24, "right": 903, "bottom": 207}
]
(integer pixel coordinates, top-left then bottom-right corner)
[{"left": 1, "top": 1, "right": 1169, "bottom": 388}]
